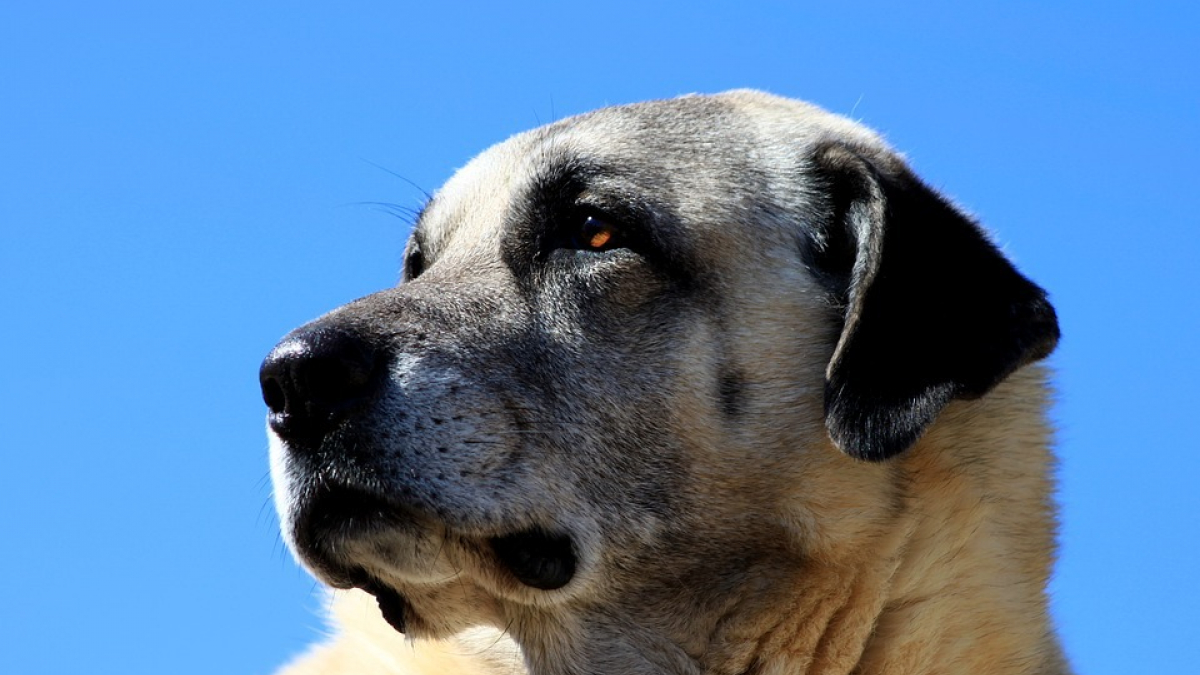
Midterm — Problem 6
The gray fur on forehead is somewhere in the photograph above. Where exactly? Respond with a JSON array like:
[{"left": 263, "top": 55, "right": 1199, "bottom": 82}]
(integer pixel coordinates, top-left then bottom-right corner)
[{"left": 528, "top": 90, "right": 893, "bottom": 160}]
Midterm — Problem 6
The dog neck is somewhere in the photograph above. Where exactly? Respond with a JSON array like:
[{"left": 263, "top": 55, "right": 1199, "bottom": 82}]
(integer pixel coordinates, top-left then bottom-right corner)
[
  {"left": 514, "top": 372, "right": 1068, "bottom": 675},
  {"left": 714, "top": 374, "right": 1067, "bottom": 675}
]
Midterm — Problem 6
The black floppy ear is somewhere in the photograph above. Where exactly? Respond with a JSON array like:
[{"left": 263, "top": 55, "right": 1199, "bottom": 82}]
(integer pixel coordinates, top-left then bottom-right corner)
[{"left": 810, "top": 143, "right": 1059, "bottom": 461}]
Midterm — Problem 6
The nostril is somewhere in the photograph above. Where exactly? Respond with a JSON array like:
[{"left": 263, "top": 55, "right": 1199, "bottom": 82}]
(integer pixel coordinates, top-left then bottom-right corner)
[
  {"left": 259, "top": 326, "right": 380, "bottom": 443},
  {"left": 261, "top": 376, "right": 287, "bottom": 415}
]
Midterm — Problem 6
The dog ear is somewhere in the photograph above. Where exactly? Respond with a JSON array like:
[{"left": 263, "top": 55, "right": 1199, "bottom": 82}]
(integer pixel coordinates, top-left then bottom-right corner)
[{"left": 808, "top": 143, "right": 1059, "bottom": 462}]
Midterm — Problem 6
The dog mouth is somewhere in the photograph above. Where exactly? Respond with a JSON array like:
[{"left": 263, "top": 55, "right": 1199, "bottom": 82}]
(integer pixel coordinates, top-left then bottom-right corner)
[
  {"left": 367, "top": 530, "right": 577, "bottom": 635},
  {"left": 490, "top": 529, "right": 577, "bottom": 591},
  {"left": 291, "top": 484, "right": 408, "bottom": 567},
  {"left": 352, "top": 530, "right": 576, "bottom": 635},
  {"left": 293, "top": 482, "right": 578, "bottom": 607},
  {"left": 361, "top": 579, "right": 413, "bottom": 633}
]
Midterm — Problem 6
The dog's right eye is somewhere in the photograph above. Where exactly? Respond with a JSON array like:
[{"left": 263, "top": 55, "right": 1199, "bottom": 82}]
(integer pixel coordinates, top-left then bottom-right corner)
[{"left": 403, "top": 241, "right": 426, "bottom": 281}]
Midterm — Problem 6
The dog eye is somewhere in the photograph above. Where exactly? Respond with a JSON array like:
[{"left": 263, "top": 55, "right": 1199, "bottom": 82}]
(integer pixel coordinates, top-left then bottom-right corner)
[
  {"left": 571, "top": 215, "right": 625, "bottom": 252},
  {"left": 404, "top": 241, "right": 426, "bottom": 280}
]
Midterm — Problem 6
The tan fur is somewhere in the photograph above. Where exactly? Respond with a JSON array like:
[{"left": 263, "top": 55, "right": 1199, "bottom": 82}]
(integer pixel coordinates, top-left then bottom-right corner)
[
  {"left": 265, "top": 91, "right": 1069, "bottom": 675},
  {"left": 278, "top": 591, "right": 523, "bottom": 675}
]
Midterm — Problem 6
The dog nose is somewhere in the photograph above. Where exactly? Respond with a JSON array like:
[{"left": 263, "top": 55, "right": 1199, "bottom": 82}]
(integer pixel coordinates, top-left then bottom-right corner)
[{"left": 259, "top": 325, "right": 379, "bottom": 444}]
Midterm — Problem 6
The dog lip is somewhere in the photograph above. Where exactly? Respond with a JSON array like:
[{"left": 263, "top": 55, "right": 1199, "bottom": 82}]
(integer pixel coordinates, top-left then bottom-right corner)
[
  {"left": 290, "top": 482, "right": 414, "bottom": 563},
  {"left": 490, "top": 529, "right": 577, "bottom": 591},
  {"left": 293, "top": 479, "right": 581, "bottom": 594},
  {"left": 360, "top": 580, "right": 411, "bottom": 634}
]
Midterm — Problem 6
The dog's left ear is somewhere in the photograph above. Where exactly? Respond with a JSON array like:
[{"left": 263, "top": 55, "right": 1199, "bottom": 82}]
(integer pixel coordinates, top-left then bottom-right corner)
[{"left": 808, "top": 143, "right": 1059, "bottom": 462}]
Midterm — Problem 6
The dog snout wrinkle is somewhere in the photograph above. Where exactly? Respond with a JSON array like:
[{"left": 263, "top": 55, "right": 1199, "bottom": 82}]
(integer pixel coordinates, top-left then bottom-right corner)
[{"left": 260, "top": 325, "right": 379, "bottom": 445}]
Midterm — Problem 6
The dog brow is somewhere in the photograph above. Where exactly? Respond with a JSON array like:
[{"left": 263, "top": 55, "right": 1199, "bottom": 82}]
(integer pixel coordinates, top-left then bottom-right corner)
[{"left": 410, "top": 194, "right": 437, "bottom": 234}]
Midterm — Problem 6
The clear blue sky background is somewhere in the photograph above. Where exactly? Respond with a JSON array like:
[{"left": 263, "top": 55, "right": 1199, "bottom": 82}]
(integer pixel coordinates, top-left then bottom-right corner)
[{"left": 2, "top": 2, "right": 1196, "bottom": 673}]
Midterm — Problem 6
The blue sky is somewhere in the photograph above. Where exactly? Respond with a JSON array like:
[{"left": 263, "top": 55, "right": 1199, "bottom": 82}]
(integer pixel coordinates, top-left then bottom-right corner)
[{"left": 2, "top": 2, "right": 1196, "bottom": 673}]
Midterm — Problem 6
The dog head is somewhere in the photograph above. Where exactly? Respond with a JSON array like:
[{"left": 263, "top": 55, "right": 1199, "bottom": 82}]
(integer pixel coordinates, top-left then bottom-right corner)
[{"left": 262, "top": 90, "right": 1058, "bottom": 673}]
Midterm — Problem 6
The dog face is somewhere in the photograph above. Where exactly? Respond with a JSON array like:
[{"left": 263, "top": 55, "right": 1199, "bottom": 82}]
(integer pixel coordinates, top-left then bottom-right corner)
[{"left": 262, "top": 91, "right": 1058, "bottom": 673}]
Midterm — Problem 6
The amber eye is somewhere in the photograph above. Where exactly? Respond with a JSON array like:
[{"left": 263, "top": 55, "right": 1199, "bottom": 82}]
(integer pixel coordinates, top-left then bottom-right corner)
[{"left": 576, "top": 215, "right": 623, "bottom": 252}]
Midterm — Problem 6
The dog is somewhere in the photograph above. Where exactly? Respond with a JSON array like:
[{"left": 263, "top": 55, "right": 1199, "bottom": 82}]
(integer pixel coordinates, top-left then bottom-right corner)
[{"left": 261, "top": 90, "right": 1068, "bottom": 675}]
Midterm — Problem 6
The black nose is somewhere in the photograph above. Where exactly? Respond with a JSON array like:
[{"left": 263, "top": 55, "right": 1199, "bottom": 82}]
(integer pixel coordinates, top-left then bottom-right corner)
[{"left": 259, "top": 325, "right": 379, "bottom": 445}]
